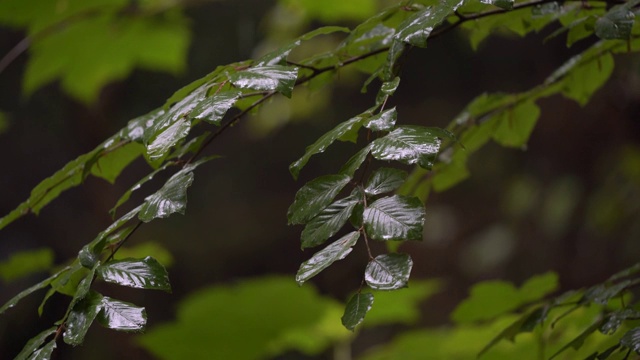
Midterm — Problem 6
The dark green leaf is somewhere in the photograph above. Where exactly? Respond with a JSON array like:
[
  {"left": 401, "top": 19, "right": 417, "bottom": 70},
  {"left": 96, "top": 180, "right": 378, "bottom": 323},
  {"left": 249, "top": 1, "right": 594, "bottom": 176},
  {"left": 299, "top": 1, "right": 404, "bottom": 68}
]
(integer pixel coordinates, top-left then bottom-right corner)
[
  {"left": 110, "top": 162, "right": 174, "bottom": 217},
  {"left": 600, "top": 309, "right": 640, "bottom": 335},
  {"left": 364, "top": 108, "right": 397, "bottom": 132},
  {"left": 257, "top": 26, "right": 349, "bottom": 66},
  {"left": 621, "top": 327, "right": 640, "bottom": 353},
  {"left": 96, "top": 257, "right": 171, "bottom": 292},
  {"left": 63, "top": 291, "right": 103, "bottom": 346},
  {"left": 479, "top": 307, "right": 548, "bottom": 356},
  {"left": 378, "top": 77, "right": 400, "bottom": 98},
  {"left": 14, "top": 327, "right": 56, "bottom": 360},
  {"left": 296, "top": 231, "right": 360, "bottom": 285},
  {"left": 363, "top": 195, "right": 425, "bottom": 241},
  {"left": 287, "top": 174, "right": 352, "bottom": 225},
  {"left": 370, "top": 126, "right": 451, "bottom": 170},
  {"left": 491, "top": 100, "right": 540, "bottom": 147},
  {"left": 339, "top": 145, "right": 372, "bottom": 178},
  {"left": 595, "top": 5, "right": 635, "bottom": 40},
  {"left": 301, "top": 196, "right": 360, "bottom": 249},
  {"left": 145, "top": 118, "right": 191, "bottom": 162},
  {"left": 189, "top": 90, "right": 241, "bottom": 126},
  {"left": 68, "top": 266, "right": 98, "bottom": 311},
  {"left": 290, "top": 114, "right": 369, "bottom": 179},
  {"left": 26, "top": 340, "right": 56, "bottom": 360},
  {"left": 163, "top": 64, "right": 238, "bottom": 109},
  {"left": 342, "top": 292, "right": 374, "bottom": 331},
  {"left": 480, "top": 0, "right": 513, "bottom": 10},
  {"left": 90, "top": 142, "right": 144, "bottom": 184},
  {"left": 583, "top": 280, "right": 631, "bottom": 305},
  {"left": 229, "top": 65, "right": 298, "bottom": 98},
  {"left": 365, "top": 253, "right": 413, "bottom": 290},
  {"left": 383, "top": 40, "right": 406, "bottom": 81},
  {"left": 97, "top": 296, "right": 147, "bottom": 332},
  {"left": 550, "top": 320, "right": 604, "bottom": 359},
  {"left": 394, "top": 0, "right": 466, "bottom": 47},
  {"left": 78, "top": 244, "right": 99, "bottom": 269},
  {"left": 0, "top": 248, "right": 53, "bottom": 283},
  {"left": 0, "top": 268, "right": 67, "bottom": 314},
  {"left": 365, "top": 168, "right": 407, "bottom": 196},
  {"left": 138, "top": 169, "right": 195, "bottom": 223}
]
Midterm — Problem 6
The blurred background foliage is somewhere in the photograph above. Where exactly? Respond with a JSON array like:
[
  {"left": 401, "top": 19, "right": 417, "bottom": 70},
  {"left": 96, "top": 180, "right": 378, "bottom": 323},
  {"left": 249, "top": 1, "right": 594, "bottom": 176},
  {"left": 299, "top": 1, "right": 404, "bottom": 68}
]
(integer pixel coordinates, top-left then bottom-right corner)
[{"left": 0, "top": 0, "right": 639, "bottom": 358}]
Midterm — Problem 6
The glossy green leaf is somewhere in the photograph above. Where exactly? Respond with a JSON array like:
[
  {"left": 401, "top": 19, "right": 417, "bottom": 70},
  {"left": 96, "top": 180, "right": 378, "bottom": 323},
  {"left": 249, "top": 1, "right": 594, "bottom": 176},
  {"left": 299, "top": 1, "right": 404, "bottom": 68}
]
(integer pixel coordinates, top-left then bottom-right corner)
[
  {"left": 78, "top": 244, "right": 100, "bottom": 269},
  {"left": 365, "top": 253, "right": 413, "bottom": 290},
  {"left": 229, "top": 65, "right": 298, "bottom": 98},
  {"left": 301, "top": 196, "right": 360, "bottom": 249},
  {"left": 620, "top": 327, "right": 640, "bottom": 353},
  {"left": 138, "top": 168, "right": 195, "bottom": 223},
  {"left": 97, "top": 296, "right": 147, "bottom": 332},
  {"left": 68, "top": 266, "right": 98, "bottom": 311},
  {"left": 189, "top": 90, "right": 242, "bottom": 126},
  {"left": 0, "top": 268, "right": 67, "bottom": 314},
  {"left": 582, "top": 280, "right": 631, "bottom": 305},
  {"left": 290, "top": 114, "right": 368, "bottom": 179},
  {"left": 364, "top": 107, "right": 397, "bottom": 132},
  {"left": 64, "top": 291, "right": 103, "bottom": 346},
  {"left": 480, "top": 0, "right": 513, "bottom": 10},
  {"left": 14, "top": 327, "right": 56, "bottom": 360},
  {"left": 0, "top": 248, "right": 53, "bottom": 283},
  {"left": 339, "top": 145, "right": 372, "bottom": 178},
  {"left": 342, "top": 292, "right": 374, "bottom": 331},
  {"left": 287, "top": 174, "right": 351, "bottom": 225},
  {"left": 370, "top": 126, "right": 451, "bottom": 170},
  {"left": 363, "top": 195, "right": 425, "bottom": 241},
  {"left": 365, "top": 168, "right": 407, "bottom": 196},
  {"left": 394, "top": 0, "right": 466, "bottom": 47},
  {"left": 491, "top": 100, "right": 540, "bottom": 147},
  {"left": 90, "top": 142, "right": 144, "bottom": 184},
  {"left": 296, "top": 231, "right": 360, "bottom": 285},
  {"left": 145, "top": 118, "right": 191, "bottom": 162},
  {"left": 378, "top": 77, "right": 401, "bottom": 99},
  {"left": 595, "top": 5, "right": 635, "bottom": 40},
  {"left": 600, "top": 309, "right": 640, "bottom": 335},
  {"left": 163, "top": 64, "right": 239, "bottom": 109},
  {"left": 110, "top": 162, "right": 175, "bottom": 217},
  {"left": 257, "top": 26, "right": 349, "bottom": 66},
  {"left": 26, "top": 340, "right": 56, "bottom": 360},
  {"left": 96, "top": 257, "right": 170, "bottom": 292}
]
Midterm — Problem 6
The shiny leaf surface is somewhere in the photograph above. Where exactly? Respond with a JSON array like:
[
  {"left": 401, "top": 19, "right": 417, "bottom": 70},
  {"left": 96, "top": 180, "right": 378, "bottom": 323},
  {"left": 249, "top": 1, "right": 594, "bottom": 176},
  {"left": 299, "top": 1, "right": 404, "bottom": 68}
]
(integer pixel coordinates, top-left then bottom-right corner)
[
  {"left": 14, "top": 327, "right": 56, "bottom": 360},
  {"left": 364, "top": 168, "right": 407, "bottom": 196},
  {"left": 97, "top": 296, "right": 147, "bottom": 332},
  {"left": 339, "top": 145, "right": 372, "bottom": 177},
  {"left": 64, "top": 291, "right": 103, "bottom": 346},
  {"left": 342, "top": 292, "right": 374, "bottom": 331},
  {"left": 394, "top": 0, "right": 465, "bottom": 47},
  {"left": 370, "top": 126, "right": 450, "bottom": 170},
  {"left": 138, "top": 169, "right": 195, "bottom": 223},
  {"left": 296, "top": 231, "right": 360, "bottom": 285},
  {"left": 229, "top": 65, "right": 298, "bottom": 98},
  {"left": 595, "top": 5, "right": 635, "bottom": 40},
  {"left": 97, "top": 257, "right": 171, "bottom": 292},
  {"left": 26, "top": 340, "right": 56, "bottom": 360},
  {"left": 600, "top": 309, "right": 640, "bottom": 335},
  {"left": 365, "top": 253, "right": 413, "bottom": 290},
  {"left": 287, "top": 174, "right": 351, "bottom": 225},
  {"left": 301, "top": 196, "right": 360, "bottom": 249},
  {"left": 189, "top": 90, "right": 241, "bottom": 126},
  {"left": 363, "top": 195, "right": 425, "bottom": 241},
  {"left": 480, "top": 0, "right": 513, "bottom": 10},
  {"left": 110, "top": 162, "right": 174, "bottom": 217},
  {"left": 620, "top": 327, "right": 640, "bottom": 353},
  {"left": 257, "top": 26, "right": 349, "bottom": 66},
  {"left": 364, "top": 107, "right": 397, "bottom": 132},
  {"left": 145, "top": 118, "right": 191, "bottom": 162}
]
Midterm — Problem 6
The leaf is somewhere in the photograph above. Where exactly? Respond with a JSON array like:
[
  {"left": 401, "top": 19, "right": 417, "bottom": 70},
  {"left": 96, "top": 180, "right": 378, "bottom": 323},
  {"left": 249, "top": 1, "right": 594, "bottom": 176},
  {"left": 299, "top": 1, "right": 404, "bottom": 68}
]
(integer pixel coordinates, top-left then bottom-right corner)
[
  {"left": 480, "top": 0, "right": 513, "bottom": 10},
  {"left": 290, "top": 114, "right": 368, "bottom": 179},
  {"left": 600, "top": 309, "right": 640, "bottom": 335},
  {"left": 370, "top": 126, "right": 451, "bottom": 170},
  {"left": 365, "top": 253, "right": 413, "bottom": 290},
  {"left": 0, "top": 268, "right": 67, "bottom": 314},
  {"left": 138, "top": 169, "right": 195, "bottom": 223},
  {"left": 582, "top": 280, "right": 631, "bottom": 305},
  {"left": 0, "top": 248, "right": 54, "bottom": 283},
  {"left": 549, "top": 320, "right": 604, "bottom": 359},
  {"left": 339, "top": 145, "right": 372, "bottom": 177},
  {"left": 376, "top": 77, "right": 401, "bottom": 104},
  {"left": 90, "top": 142, "right": 144, "bottom": 184},
  {"left": 296, "top": 231, "right": 360, "bottom": 285},
  {"left": 287, "top": 174, "right": 352, "bottom": 225},
  {"left": 364, "top": 108, "right": 397, "bottom": 132},
  {"left": 301, "top": 196, "right": 360, "bottom": 249},
  {"left": 365, "top": 280, "right": 441, "bottom": 327},
  {"left": 478, "top": 306, "right": 549, "bottom": 356},
  {"left": 189, "top": 90, "right": 242, "bottom": 126},
  {"left": 110, "top": 162, "right": 175, "bottom": 217},
  {"left": 97, "top": 296, "right": 147, "bottom": 331},
  {"left": 491, "top": 100, "right": 540, "bottom": 147},
  {"left": 342, "top": 293, "right": 374, "bottom": 331},
  {"left": 257, "top": 26, "right": 349, "bottom": 66},
  {"left": 620, "top": 327, "right": 640, "bottom": 353},
  {"left": 365, "top": 168, "right": 407, "bottom": 196},
  {"left": 64, "top": 291, "right": 103, "bottom": 346},
  {"left": 394, "top": 0, "right": 466, "bottom": 47},
  {"left": 229, "top": 65, "right": 298, "bottom": 98},
  {"left": 26, "top": 340, "right": 56, "bottom": 360},
  {"left": 363, "top": 195, "right": 425, "bottom": 241},
  {"left": 145, "top": 117, "right": 191, "bottom": 162},
  {"left": 595, "top": 5, "right": 636, "bottom": 40},
  {"left": 96, "top": 257, "right": 171, "bottom": 292},
  {"left": 14, "top": 327, "right": 56, "bottom": 360}
]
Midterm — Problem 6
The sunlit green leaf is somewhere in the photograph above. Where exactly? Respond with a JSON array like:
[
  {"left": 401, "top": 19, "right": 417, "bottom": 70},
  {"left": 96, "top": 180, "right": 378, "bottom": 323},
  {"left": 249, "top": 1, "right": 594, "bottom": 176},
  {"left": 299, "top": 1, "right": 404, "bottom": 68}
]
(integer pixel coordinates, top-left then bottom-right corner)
[
  {"left": 342, "top": 292, "right": 374, "bottom": 331},
  {"left": 549, "top": 320, "right": 604, "bottom": 359},
  {"left": 14, "top": 327, "right": 56, "bottom": 360},
  {"left": 394, "top": 0, "right": 466, "bottom": 47},
  {"left": 365, "top": 168, "right": 407, "bottom": 196},
  {"left": 595, "top": 5, "right": 635, "bottom": 40},
  {"left": 363, "top": 195, "right": 425, "bottom": 241},
  {"left": 297, "top": 231, "right": 360, "bottom": 284},
  {"left": 0, "top": 248, "right": 53, "bottom": 283},
  {"left": 64, "top": 291, "right": 103, "bottom": 346},
  {"left": 370, "top": 126, "right": 451, "bottom": 169},
  {"left": 301, "top": 196, "right": 360, "bottom": 249},
  {"left": 96, "top": 257, "right": 170, "bottom": 292},
  {"left": 287, "top": 174, "right": 352, "bottom": 225},
  {"left": 491, "top": 100, "right": 540, "bottom": 147},
  {"left": 97, "top": 296, "right": 147, "bottom": 331},
  {"left": 480, "top": 0, "right": 513, "bottom": 10},
  {"left": 365, "top": 279, "right": 441, "bottom": 327},
  {"left": 432, "top": 150, "right": 469, "bottom": 192},
  {"left": 229, "top": 65, "right": 298, "bottom": 98},
  {"left": 365, "top": 253, "right": 413, "bottom": 290},
  {"left": 138, "top": 169, "right": 195, "bottom": 223},
  {"left": 364, "top": 107, "right": 397, "bottom": 132},
  {"left": 90, "top": 142, "right": 144, "bottom": 184},
  {"left": 479, "top": 306, "right": 549, "bottom": 356},
  {"left": 189, "top": 90, "right": 241, "bottom": 126}
]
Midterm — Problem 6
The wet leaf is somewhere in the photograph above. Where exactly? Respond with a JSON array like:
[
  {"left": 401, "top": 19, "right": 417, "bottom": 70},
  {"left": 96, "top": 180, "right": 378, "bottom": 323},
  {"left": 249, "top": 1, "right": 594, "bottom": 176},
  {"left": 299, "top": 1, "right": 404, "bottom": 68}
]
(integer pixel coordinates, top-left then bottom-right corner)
[
  {"left": 365, "top": 253, "right": 412, "bottom": 290},
  {"left": 394, "top": 0, "right": 466, "bottom": 47},
  {"left": 582, "top": 280, "right": 631, "bottom": 305},
  {"left": 363, "top": 195, "right": 424, "bottom": 241},
  {"left": 0, "top": 268, "right": 67, "bottom": 314},
  {"left": 595, "top": 5, "right": 635, "bottom": 40},
  {"left": 290, "top": 114, "right": 368, "bottom": 179},
  {"left": 189, "top": 90, "right": 241, "bottom": 126},
  {"left": 96, "top": 257, "right": 170, "bottom": 292},
  {"left": 296, "top": 231, "right": 360, "bottom": 285},
  {"left": 145, "top": 118, "right": 191, "bottom": 162},
  {"left": 14, "top": 327, "right": 56, "bottom": 360},
  {"left": 64, "top": 291, "right": 103, "bottom": 346},
  {"left": 342, "top": 293, "right": 374, "bottom": 331},
  {"left": 364, "top": 108, "right": 397, "bottom": 132},
  {"left": 370, "top": 126, "right": 451, "bottom": 170},
  {"left": 620, "top": 327, "right": 640, "bottom": 353},
  {"left": 339, "top": 145, "right": 372, "bottom": 178},
  {"left": 110, "top": 162, "right": 174, "bottom": 217},
  {"left": 377, "top": 77, "right": 401, "bottom": 100},
  {"left": 480, "top": 0, "right": 513, "bottom": 10},
  {"left": 365, "top": 168, "right": 407, "bottom": 196},
  {"left": 25, "top": 340, "right": 56, "bottom": 360},
  {"left": 257, "top": 26, "right": 349, "bottom": 66},
  {"left": 229, "top": 65, "right": 298, "bottom": 98},
  {"left": 287, "top": 174, "right": 351, "bottom": 225},
  {"left": 301, "top": 196, "right": 360, "bottom": 249},
  {"left": 97, "top": 296, "right": 147, "bottom": 332},
  {"left": 600, "top": 309, "right": 640, "bottom": 335},
  {"left": 138, "top": 169, "right": 195, "bottom": 223}
]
